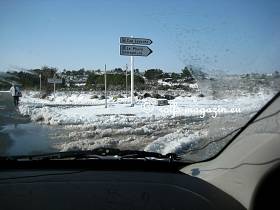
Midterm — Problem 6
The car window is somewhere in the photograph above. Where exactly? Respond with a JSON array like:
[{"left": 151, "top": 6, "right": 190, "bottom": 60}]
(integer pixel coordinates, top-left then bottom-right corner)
[{"left": 0, "top": 0, "right": 279, "bottom": 162}]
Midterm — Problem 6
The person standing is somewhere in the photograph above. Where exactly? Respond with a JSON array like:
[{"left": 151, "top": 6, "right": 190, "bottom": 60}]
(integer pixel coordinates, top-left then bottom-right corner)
[{"left": 10, "top": 84, "right": 21, "bottom": 106}]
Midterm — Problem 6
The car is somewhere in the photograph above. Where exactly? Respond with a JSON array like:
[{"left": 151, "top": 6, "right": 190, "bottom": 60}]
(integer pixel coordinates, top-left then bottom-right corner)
[
  {"left": 1, "top": 1, "right": 279, "bottom": 209},
  {"left": 0, "top": 91, "right": 279, "bottom": 210}
]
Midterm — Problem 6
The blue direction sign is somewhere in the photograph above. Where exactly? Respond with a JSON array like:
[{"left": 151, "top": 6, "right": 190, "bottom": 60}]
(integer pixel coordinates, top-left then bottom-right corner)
[
  {"left": 120, "top": 45, "right": 153, "bottom": 57},
  {"left": 120, "top": 37, "right": 152, "bottom": 45}
]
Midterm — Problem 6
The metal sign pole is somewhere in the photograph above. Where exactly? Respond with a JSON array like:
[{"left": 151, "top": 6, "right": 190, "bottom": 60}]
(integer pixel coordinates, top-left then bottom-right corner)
[
  {"left": 47, "top": 77, "right": 62, "bottom": 99},
  {"left": 130, "top": 35, "right": 134, "bottom": 107},
  {"left": 53, "top": 82, "right": 55, "bottom": 97},
  {"left": 39, "top": 74, "right": 42, "bottom": 92},
  {"left": 131, "top": 54, "right": 134, "bottom": 107},
  {"left": 119, "top": 36, "right": 153, "bottom": 107},
  {"left": 54, "top": 82, "right": 56, "bottom": 98},
  {"left": 53, "top": 74, "right": 56, "bottom": 98},
  {"left": 126, "top": 64, "right": 128, "bottom": 98},
  {"left": 105, "top": 64, "right": 107, "bottom": 108}
]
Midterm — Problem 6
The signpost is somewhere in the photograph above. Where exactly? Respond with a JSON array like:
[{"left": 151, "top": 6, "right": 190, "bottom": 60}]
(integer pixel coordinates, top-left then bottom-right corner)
[
  {"left": 120, "top": 37, "right": 152, "bottom": 45},
  {"left": 120, "top": 45, "right": 153, "bottom": 57},
  {"left": 104, "top": 64, "right": 107, "bottom": 108},
  {"left": 120, "top": 36, "right": 153, "bottom": 106},
  {"left": 39, "top": 74, "right": 42, "bottom": 92},
  {"left": 48, "top": 78, "right": 62, "bottom": 98},
  {"left": 125, "top": 64, "right": 128, "bottom": 97},
  {"left": 131, "top": 53, "right": 134, "bottom": 105},
  {"left": 47, "top": 78, "right": 62, "bottom": 84}
]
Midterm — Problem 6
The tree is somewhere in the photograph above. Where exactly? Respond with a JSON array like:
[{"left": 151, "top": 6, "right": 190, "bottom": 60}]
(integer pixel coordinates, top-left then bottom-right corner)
[
  {"left": 86, "top": 72, "right": 97, "bottom": 87},
  {"left": 114, "top": 68, "right": 123, "bottom": 73},
  {"left": 163, "top": 73, "right": 170, "bottom": 78},
  {"left": 78, "top": 68, "right": 85, "bottom": 75},
  {"left": 86, "top": 72, "right": 145, "bottom": 90},
  {"left": 273, "top": 71, "right": 280, "bottom": 78},
  {"left": 39, "top": 66, "right": 59, "bottom": 92},
  {"left": 144, "top": 69, "right": 163, "bottom": 80},
  {"left": 181, "top": 66, "right": 193, "bottom": 78},
  {"left": 171, "top": 72, "right": 181, "bottom": 80},
  {"left": 182, "top": 65, "right": 207, "bottom": 80},
  {"left": 0, "top": 66, "right": 59, "bottom": 91}
]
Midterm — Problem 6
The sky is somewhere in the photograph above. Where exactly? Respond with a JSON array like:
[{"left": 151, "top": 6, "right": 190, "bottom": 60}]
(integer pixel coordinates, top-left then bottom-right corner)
[{"left": 0, "top": 0, "right": 280, "bottom": 73}]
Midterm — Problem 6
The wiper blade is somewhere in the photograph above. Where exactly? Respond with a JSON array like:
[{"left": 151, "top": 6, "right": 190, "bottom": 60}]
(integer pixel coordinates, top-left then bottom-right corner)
[
  {"left": 1, "top": 148, "right": 182, "bottom": 162},
  {"left": 117, "top": 150, "right": 181, "bottom": 162},
  {"left": 0, "top": 150, "right": 102, "bottom": 161}
]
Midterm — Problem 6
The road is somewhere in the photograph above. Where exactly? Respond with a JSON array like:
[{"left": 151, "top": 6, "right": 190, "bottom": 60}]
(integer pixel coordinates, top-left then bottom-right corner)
[
  {"left": 0, "top": 91, "right": 55, "bottom": 156},
  {"left": 0, "top": 91, "right": 29, "bottom": 126}
]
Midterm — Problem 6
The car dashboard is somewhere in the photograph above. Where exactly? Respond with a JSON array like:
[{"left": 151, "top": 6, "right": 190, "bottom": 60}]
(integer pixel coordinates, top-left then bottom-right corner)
[{"left": 0, "top": 159, "right": 245, "bottom": 210}]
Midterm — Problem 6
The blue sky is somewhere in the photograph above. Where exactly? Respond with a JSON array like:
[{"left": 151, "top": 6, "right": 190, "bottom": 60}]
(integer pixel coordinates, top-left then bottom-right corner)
[{"left": 0, "top": 0, "right": 280, "bottom": 73}]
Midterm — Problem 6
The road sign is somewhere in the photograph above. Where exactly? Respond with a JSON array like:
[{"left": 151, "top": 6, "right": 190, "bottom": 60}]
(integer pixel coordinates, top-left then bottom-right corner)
[
  {"left": 120, "top": 37, "right": 152, "bottom": 45},
  {"left": 120, "top": 45, "right": 153, "bottom": 57},
  {"left": 47, "top": 78, "right": 62, "bottom": 84},
  {"left": 119, "top": 36, "right": 153, "bottom": 107}
]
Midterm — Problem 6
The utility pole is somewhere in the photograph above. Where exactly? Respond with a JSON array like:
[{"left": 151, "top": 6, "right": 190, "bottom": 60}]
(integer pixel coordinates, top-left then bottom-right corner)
[
  {"left": 39, "top": 74, "right": 42, "bottom": 92},
  {"left": 105, "top": 64, "right": 107, "bottom": 108},
  {"left": 125, "top": 64, "right": 128, "bottom": 98},
  {"left": 130, "top": 36, "right": 134, "bottom": 107},
  {"left": 53, "top": 74, "right": 56, "bottom": 98}
]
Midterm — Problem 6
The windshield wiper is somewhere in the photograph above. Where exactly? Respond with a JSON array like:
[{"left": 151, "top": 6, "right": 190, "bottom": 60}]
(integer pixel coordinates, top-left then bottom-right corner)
[{"left": 1, "top": 148, "right": 182, "bottom": 162}]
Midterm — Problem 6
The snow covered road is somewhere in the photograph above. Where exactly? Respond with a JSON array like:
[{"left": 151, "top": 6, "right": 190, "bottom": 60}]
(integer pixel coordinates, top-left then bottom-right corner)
[{"left": 17, "top": 91, "right": 274, "bottom": 159}]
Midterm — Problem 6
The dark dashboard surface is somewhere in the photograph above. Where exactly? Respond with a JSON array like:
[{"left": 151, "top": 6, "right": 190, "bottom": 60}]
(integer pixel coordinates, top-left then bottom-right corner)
[{"left": 0, "top": 160, "right": 245, "bottom": 210}]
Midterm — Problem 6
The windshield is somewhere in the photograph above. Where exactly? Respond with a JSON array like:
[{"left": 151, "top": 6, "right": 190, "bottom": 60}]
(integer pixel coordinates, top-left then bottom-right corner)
[{"left": 0, "top": 0, "right": 279, "bottom": 162}]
